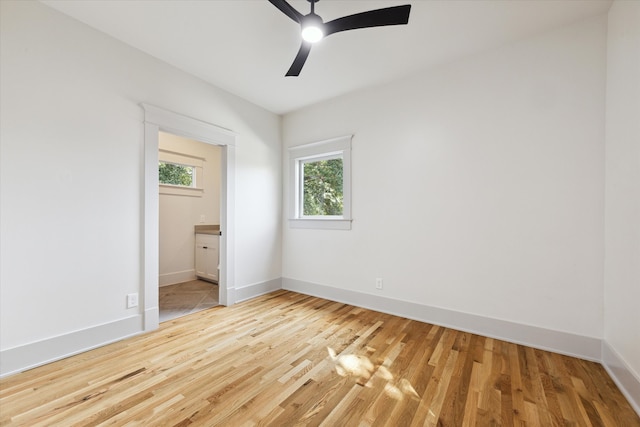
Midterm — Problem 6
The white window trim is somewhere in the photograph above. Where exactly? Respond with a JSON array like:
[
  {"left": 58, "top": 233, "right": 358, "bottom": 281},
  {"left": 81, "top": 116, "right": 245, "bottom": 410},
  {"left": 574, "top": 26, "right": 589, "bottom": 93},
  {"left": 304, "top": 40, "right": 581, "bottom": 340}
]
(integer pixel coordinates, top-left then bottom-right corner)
[{"left": 288, "top": 135, "right": 352, "bottom": 230}]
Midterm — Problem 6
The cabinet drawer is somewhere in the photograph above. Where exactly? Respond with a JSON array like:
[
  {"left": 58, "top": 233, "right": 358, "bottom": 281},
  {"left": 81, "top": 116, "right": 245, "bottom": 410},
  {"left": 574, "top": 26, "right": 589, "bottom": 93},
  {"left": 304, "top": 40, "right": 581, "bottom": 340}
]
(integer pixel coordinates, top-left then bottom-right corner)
[{"left": 195, "top": 233, "right": 218, "bottom": 247}]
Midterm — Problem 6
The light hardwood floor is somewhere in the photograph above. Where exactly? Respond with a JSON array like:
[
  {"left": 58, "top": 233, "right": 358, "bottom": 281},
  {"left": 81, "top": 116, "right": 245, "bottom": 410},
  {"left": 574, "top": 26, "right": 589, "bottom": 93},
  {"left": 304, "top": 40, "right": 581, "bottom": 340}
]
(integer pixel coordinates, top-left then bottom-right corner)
[{"left": 1, "top": 290, "right": 638, "bottom": 426}]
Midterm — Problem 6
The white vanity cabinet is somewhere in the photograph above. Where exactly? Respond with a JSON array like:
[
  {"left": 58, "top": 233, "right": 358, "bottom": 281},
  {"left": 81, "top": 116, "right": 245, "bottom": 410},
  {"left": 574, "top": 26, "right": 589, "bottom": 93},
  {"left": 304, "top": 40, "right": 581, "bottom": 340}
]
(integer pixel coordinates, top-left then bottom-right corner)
[{"left": 195, "top": 233, "right": 219, "bottom": 283}]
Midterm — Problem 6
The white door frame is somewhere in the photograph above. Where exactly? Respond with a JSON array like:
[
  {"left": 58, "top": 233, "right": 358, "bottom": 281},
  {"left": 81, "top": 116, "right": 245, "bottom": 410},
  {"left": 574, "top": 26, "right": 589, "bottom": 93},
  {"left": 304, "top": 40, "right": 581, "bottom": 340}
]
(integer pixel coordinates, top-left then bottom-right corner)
[{"left": 142, "top": 104, "right": 236, "bottom": 331}]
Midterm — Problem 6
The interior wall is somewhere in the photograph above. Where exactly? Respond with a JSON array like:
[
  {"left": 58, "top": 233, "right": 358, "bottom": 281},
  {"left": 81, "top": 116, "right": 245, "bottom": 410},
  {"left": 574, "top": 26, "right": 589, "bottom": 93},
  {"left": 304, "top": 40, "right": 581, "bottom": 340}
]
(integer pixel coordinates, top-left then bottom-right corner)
[
  {"left": 604, "top": 0, "right": 640, "bottom": 392},
  {"left": 0, "top": 0, "right": 281, "bottom": 357},
  {"left": 159, "top": 132, "right": 221, "bottom": 286},
  {"left": 282, "top": 15, "right": 607, "bottom": 339}
]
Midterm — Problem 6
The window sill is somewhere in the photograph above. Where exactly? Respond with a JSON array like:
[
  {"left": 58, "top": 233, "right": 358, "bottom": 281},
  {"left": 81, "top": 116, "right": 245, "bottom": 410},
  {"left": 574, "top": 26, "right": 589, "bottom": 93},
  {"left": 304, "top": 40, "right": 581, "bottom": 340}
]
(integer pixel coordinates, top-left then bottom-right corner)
[
  {"left": 159, "top": 184, "right": 204, "bottom": 197},
  {"left": 289, "top": 218, "right": 352, "bottom": 230}
]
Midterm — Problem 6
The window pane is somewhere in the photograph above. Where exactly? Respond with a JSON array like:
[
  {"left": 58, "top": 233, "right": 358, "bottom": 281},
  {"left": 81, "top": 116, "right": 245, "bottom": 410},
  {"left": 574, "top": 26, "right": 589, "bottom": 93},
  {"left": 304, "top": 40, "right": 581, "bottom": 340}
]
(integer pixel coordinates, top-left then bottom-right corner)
[
  {"left": 302, "top": 158, "right": 343, "bottom": 216},
  {"left": 159, "top": 162, "right": 194, "bottom": 187}
]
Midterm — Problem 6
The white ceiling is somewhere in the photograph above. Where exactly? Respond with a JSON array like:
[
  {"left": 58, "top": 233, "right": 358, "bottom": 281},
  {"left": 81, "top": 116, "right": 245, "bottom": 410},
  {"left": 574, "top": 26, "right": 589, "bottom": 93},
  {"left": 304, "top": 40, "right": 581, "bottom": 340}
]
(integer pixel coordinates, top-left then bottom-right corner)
[{"left": 41, "top": 0, "right": 612, "bottom": 115}]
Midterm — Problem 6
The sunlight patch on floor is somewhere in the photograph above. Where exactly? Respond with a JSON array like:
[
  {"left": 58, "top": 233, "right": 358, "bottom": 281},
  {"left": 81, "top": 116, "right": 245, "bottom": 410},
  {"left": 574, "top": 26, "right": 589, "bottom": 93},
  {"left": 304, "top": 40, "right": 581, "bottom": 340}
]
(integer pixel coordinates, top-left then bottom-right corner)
[{"left": 327, "top": 347, "right": 420, "bottom": 401}]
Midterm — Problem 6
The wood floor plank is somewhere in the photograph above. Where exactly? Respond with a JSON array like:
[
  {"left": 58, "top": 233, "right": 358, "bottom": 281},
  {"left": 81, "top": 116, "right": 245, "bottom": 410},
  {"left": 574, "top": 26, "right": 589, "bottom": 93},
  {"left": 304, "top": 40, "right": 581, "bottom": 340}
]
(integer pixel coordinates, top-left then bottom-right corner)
[
  {"left": 1, "top": 290, "right": 638, "bottom": 426},
  {"left": 529, "top": 350, "right": 555, "bottom": 425}
]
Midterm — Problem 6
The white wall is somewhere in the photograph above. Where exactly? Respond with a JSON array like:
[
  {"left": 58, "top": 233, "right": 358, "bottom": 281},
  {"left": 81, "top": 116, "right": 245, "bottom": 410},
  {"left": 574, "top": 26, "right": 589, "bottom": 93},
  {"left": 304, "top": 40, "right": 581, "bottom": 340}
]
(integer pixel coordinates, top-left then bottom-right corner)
[
  {"left": 283, "top": 16, "right": 607, "bottom": 340},
  {"left": 0, "top": 0, "right": 281, "bottom": 372},
  {"left": 159, "top": 132, "right": 221, "bottom": 286},
  {"left": 603, "top": 0, "right": 640, "bottom": 409}
]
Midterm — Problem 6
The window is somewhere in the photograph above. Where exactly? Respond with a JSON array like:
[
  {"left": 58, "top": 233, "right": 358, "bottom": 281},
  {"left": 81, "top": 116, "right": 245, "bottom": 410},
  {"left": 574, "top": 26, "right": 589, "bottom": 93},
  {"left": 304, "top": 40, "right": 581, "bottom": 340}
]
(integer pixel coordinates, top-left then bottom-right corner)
[
  {"left": 159, "top": 161, "right": 195, "bottom": 187},
  {"left": 289, "top": 135, "right": 352, "bottom": 230},
  {"left": 158, "top": 149, "right": 204, "bottom": 196},
  {"left": 300, "top": 155, "right": 343, "bottom": 216}
]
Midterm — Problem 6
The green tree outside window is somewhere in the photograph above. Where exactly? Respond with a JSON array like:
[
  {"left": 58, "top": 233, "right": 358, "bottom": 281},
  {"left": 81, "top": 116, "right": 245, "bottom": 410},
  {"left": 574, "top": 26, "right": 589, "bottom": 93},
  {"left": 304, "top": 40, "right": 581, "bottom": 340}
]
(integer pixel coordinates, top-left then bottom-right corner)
[
  {"left": 302, "top": 158, "right": 343, "bottom": 216},
  {"left": 159, "top": 162, "right": 194, "bottom": 187}
]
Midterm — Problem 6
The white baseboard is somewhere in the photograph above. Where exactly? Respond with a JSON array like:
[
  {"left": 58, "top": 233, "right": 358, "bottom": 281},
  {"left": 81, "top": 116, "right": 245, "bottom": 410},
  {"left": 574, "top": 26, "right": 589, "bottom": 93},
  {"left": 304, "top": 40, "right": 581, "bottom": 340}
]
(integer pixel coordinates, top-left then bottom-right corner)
[
  {"left": 0, "top": 315, "right": 144, "bottom": 378},
  {"left": 235, "top": 278, "right": 282, "bottom": 303},
  {"left": 282, "top": 278, "right": 602, "bottom": 362},
  {"left": 159, "top": 269, "right": 196, "bottom": 287},
  {"left": 602, "top": 340, "right": 640, "bottom": 415},
  {"left": 144, "top": 306, "right": 159, "bottom": 331}
]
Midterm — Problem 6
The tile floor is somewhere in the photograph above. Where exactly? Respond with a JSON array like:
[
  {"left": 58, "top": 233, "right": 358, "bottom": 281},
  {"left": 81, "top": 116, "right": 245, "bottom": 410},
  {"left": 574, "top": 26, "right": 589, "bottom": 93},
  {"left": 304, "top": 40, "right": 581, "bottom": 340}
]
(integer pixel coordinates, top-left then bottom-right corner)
[{"left": 159, "top": 279, "right": 219, "bottom": 322}]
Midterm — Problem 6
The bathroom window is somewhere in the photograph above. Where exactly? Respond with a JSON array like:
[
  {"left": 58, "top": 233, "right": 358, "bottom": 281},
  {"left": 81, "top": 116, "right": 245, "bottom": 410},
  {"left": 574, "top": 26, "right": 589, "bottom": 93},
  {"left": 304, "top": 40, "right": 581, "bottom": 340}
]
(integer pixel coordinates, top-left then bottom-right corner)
[
  {"left": 158, "top": 149, "right": 204, "bottom": 197},
  {"left": 159, "top": 161, "right": 195, "bottom": 187}
]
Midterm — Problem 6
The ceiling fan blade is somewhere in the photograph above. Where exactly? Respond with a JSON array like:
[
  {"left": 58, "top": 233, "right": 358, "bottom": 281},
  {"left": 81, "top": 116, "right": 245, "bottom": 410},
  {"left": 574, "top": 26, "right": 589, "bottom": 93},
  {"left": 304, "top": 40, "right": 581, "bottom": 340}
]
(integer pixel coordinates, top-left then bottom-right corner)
[
  {"left": 324, "top": 5, "right": 411, "bottom": 37},
  {"left": 286, "top": 42, "right": 312, "bottom": 76},
  {"left": 268, "top": 0, "right": 303, "bottom": 24}
]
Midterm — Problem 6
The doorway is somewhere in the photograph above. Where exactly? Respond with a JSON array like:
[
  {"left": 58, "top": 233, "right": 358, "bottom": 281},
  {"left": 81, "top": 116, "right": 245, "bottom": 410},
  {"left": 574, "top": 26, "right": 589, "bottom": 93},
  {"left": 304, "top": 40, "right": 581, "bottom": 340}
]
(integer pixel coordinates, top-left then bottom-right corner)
[
  {"left": 157, "top": 132, "right": 222, "bottom": 321},
  {"left": 142, "top": 104, "right": 236, "bottom": 332}
]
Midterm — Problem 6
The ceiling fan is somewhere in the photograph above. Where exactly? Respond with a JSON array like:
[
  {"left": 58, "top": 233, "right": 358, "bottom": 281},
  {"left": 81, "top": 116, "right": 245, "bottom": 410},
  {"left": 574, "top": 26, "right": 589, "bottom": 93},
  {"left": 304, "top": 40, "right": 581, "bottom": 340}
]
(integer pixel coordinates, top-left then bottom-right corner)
[{"left": 268, "top": 0, "right": 412, "bottom": 76}]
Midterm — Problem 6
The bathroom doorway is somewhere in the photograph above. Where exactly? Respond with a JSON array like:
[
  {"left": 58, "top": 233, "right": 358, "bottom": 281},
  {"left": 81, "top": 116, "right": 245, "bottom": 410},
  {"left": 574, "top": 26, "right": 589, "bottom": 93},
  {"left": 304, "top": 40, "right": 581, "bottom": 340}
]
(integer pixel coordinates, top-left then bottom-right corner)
[
  {"left": 142, "top": 104, "right": 236, "bottom": 332},
  {"left": 157, "top": 132, "right": 222, "bottom": 321}
]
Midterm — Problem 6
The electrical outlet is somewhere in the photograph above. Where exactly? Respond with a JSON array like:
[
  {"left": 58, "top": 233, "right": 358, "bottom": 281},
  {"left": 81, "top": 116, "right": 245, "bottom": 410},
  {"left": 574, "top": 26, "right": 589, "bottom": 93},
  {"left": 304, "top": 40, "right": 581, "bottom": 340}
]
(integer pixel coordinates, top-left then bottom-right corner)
[
  {"left": 375, "top": 278, "right": 383, "bottom": 290},
  {"left": 127, "top": 293, "right": 139, "bottom": 308},
  {"left": 199, "top": 214, "right": 206, "bottom": 223}
]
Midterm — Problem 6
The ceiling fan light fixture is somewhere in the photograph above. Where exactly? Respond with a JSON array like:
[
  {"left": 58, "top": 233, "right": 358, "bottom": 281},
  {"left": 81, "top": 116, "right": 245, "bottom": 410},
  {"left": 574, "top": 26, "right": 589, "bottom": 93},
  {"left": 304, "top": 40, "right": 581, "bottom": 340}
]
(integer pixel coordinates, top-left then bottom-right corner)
[
  {"left": 301, "top": 14, "right": 324, "bottom": 43},
  {"left": 268, "top": 0, "right": 412, "bottom": 76}
]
